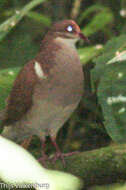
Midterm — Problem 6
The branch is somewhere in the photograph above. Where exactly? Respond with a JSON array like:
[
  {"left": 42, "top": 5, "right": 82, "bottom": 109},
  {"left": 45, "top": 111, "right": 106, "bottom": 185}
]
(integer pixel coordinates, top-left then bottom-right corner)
[
  {"left": 0, "top": 0, "right": 46, "bottom": 42},
  {"left": 47, "top": 144, "right": 126, "bottom": 188},
  {"left": 70, "top": 0, "right": 82, "bottom": 19}
]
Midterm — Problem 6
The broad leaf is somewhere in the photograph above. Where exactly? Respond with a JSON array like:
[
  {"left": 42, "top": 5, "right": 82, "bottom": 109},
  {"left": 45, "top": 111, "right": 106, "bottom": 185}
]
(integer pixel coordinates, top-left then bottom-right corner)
[
  {"left": 82, "top": 8, "right": 114, "bottom": 36},
  {"left": 78, "top": 45, "right": 103, "bottom": 64},
  {"left": 107, "top": 51, "right": 126, "bottom": 64},
  {"left": 92, "top": 34, "right": 126, "bottom": 143},
  {"left": 0, "top": 67, "right": 20, "bottom": 110}
]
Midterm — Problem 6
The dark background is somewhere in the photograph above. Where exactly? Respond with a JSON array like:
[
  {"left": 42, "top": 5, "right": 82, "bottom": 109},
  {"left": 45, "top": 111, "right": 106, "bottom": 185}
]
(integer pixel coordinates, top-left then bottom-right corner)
[{"left": 0, "top": 0, "right": 126, "bottom": 189}]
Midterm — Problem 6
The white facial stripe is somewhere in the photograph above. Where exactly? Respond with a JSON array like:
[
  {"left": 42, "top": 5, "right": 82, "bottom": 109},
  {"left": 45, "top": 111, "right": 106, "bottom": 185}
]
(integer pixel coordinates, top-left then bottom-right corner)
[
  {"left": 56, "top": 37, "right": 78, "bottom": 49},
  {"left": 34, "top": 61, "right": 46, "bottom": 79}
]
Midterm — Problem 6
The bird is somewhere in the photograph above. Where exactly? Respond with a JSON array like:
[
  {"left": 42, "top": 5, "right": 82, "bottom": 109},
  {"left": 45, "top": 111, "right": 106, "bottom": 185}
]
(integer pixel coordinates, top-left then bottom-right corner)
[{"left": 0, "top": 20, "right": 88, "bottom": 166}]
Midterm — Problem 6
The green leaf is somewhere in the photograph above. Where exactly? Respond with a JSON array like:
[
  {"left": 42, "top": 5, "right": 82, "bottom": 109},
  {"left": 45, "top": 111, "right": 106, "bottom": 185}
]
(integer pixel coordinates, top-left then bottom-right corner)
[
  {"left": 107, "top": 50, "right": 126, "bottom": 64},
  {"left": 92, "top": 34, "right": 126, "bottom": 82},
  {"left": 98, "top": 63, "right": 126, "bottom": 143},
  {"left": 92, "top": 34, "right": 126, "bottom": 143},
  {"left": 0, "top": 0, "right": 46, "bottom": 42},
  {"left": 78, "top": 4, "right": 106, "bottom": 24},
  {"left": 121, "top": 0, "right": 126, "bottom": 9},
  {"left": 0, "top": 67, "right": 20, "bottom": 110},
  {"left": 82, "top": 9, "right": 114, "bottom": 36},
  {"left": 0, "top": 29, "right": 39, "bottom": 69},
  {"left": 0, "top": 136, "right": 82, "bottom": 190},
  {"left": 78, "top": 45, "right": 103, "bottom": 64},
  {"left": 26, "top": 11, "right": 51, "bottom": 26},
  {"left": 90, "top": 183, "right": 126, "bottom": 190},
  {"left": 0, "top": 0, "right": 7, "bottom": 9}
]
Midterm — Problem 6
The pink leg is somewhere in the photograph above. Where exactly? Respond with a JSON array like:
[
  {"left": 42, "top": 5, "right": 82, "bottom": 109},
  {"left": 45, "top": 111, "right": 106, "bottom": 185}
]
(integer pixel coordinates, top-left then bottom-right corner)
[
  {"left": 38, "top": 138, "right": 48, "bottom": 167},
  {"left": 50, "top": 137, "right": 66, "bottom": 167},
  {"left": 50, "top": 136, "right": 80, "bottom": 167}
]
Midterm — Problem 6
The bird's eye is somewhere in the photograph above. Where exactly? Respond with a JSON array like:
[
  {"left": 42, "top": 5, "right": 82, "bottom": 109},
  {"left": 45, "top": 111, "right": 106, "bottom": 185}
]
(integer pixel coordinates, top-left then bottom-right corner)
[{"left": 66, "top": 25, "right": 73, "bottom": 32}]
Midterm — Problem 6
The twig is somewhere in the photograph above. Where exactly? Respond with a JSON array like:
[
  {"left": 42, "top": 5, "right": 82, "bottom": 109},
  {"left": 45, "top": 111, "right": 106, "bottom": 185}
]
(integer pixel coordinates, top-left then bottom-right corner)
[
  {"left": 47, "top": 144, "right": 126, "bottom": 188},
  {"left": 71, "top": 0, "right": 82, "bottom": 19}
]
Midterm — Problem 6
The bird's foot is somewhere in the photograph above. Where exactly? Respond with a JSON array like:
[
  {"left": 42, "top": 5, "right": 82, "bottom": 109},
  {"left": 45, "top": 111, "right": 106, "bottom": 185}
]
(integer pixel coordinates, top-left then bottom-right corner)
[
  {"left": 51, "top": 151, "right": 79, "bottom": 167},
  {"left": 50, "top": 137, "right": 79, "bottom": 167},
  {"left": 51, "top": 151, "right": 66, "bottom": 167},
  {"left": 62, "top": 151, "right": 79, "bottom": 157}
]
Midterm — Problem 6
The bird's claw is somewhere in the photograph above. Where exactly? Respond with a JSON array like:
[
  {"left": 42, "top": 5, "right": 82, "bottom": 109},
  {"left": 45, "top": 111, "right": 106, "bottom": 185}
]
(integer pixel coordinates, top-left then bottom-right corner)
[{"left": 50, "top": 151, "right": 79, "bottom": 167}]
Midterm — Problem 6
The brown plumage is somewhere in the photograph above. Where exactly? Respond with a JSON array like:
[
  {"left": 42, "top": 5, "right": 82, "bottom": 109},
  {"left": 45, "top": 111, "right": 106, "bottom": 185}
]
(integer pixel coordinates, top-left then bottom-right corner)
[{"left": 1, "top": 20, "right": 88, "bottom": 166}]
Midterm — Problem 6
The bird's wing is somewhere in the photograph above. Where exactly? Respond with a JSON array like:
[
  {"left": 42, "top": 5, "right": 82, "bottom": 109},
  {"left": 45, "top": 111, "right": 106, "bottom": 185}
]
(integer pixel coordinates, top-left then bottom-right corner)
[
  {"left": 0, "top": 109, "right": 5, "bottom": 120},
  {"left": 1, "top": 61, "right": 39, "bottom": 126}
]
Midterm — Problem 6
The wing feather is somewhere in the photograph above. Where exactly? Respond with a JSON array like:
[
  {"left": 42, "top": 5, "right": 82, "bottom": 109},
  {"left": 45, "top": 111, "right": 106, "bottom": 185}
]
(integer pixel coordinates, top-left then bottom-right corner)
[{"left": 1, "top": 61, "right": 38, "bottom": 126}]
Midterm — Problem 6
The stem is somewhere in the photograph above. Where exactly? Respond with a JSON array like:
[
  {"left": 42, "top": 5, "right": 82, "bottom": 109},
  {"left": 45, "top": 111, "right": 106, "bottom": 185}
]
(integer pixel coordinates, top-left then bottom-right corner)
[
  {"left": 47, "top": 144, "right": 126, "bottom": 188},
  {"left": 71, "top": 0, "right": 82, "bottom": 19}
]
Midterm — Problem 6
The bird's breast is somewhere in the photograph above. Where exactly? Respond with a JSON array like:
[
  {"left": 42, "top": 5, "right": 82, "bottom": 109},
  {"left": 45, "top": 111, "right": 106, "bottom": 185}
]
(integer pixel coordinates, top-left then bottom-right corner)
[{"left": 34, "top": 47, "right": 84, "bottom": 107}]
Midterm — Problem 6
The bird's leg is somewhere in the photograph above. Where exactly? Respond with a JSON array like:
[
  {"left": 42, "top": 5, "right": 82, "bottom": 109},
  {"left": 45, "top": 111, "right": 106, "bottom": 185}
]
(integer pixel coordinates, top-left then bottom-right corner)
[
  {"left": 21, "top": 136, "right": 32, "bottom": 149},
  {"left": 50, "top": 136, "right": 66, "bottom": 167},
  {"left": 50, "top": 136, "right": 80, "bottom": 167},
  {"left": 38, "top": 137, "right": 48, "bottom": 167}
]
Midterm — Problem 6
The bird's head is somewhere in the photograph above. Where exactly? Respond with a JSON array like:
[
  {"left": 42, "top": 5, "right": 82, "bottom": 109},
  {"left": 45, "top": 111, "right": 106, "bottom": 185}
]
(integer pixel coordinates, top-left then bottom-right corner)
[{"left": 49, "top": 20, "right": 89, "bottom": 45}]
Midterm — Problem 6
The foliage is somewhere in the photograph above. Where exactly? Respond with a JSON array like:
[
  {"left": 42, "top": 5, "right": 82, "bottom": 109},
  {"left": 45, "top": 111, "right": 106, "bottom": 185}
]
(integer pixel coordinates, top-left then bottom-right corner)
[
  {"left": 0, "top": 67, "right": 19, "bottom": 108},
  {"left": 92, "top": 35, "right": 126, "bottom": 143},
  {"left": 0, "top": 0, "right": 47, "bottom": 42},
  {"left": 0, "top": 136, "right": 82, "bottom": 190},
  {"left": 0, "top": 0, "right": 126, "bottom": 189}
]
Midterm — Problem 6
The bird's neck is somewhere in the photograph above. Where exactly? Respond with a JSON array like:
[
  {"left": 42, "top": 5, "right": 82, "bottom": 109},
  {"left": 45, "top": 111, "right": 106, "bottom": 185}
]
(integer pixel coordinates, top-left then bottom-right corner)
[
  {"left": 54, "top": 37, "right": 77, "bottom": 49},
  {"left": 40, "top": 32, "right": 78, "bottom": 50}
]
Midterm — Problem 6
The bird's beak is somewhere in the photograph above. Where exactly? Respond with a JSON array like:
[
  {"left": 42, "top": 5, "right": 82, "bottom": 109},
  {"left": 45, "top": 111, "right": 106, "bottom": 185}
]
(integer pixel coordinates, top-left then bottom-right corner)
[{"left": 79, "top": 32, "right": 90, "bottom": 44}]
